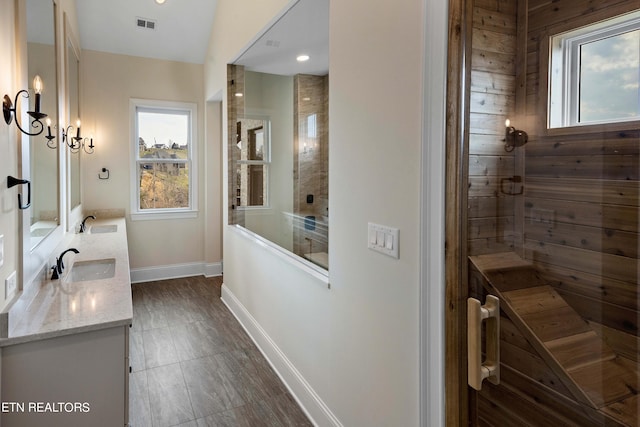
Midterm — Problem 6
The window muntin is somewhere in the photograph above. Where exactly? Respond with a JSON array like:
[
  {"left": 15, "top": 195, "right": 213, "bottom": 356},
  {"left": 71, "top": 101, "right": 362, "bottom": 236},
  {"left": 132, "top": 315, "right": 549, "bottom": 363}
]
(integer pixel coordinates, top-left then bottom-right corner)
[
  {"left": 548, "top": 11, "right": 640, "bottom": 128},
  {"left": 130, "top": 100, "right": 197, "bottom": 219},
  {"left": 235, "top": 117, "right": 270, "bottom": 209}
]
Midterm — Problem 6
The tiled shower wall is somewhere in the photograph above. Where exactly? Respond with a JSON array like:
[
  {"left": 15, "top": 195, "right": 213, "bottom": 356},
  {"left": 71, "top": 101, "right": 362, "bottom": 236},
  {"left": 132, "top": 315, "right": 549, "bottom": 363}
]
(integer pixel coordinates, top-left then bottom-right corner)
[{"left": 293, "top": 74, "right": 329, "bottom": 257}]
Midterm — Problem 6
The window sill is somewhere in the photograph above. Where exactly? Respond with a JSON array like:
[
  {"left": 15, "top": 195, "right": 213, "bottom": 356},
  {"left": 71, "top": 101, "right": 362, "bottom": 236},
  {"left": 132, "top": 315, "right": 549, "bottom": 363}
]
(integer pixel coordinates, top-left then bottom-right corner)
[
  {"left": 130, "top": 210, "right": 198, "bottom": 221},
  {"left": 545, "top": 119, "right": 640, "bottom": 137}
]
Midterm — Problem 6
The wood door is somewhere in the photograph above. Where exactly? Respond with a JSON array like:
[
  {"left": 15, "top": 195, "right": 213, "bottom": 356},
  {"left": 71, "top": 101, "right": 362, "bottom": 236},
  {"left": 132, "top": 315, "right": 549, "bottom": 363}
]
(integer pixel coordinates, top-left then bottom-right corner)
[{"left": 445, "top": 0, "right": 640, "bottom": 425}]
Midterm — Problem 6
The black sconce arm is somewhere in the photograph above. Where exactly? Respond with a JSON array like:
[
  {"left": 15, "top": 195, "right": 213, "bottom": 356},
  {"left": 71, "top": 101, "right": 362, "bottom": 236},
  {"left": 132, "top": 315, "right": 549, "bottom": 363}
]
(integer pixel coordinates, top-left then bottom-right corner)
[{"left": 3, "top": 92, "right": 47, "bottom": 137}]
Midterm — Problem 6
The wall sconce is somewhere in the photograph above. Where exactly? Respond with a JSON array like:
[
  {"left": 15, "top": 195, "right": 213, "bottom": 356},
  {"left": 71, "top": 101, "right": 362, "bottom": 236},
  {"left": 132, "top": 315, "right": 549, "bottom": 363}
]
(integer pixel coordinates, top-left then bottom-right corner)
[
  {"left": 504, "top": 119, "right": 528, "bottom": 152},
  {"left": 2, "top": 75, "right": 48, "bottom": 136},
  {"left": 44, "top": 118, "right": 56, "bottom": 149},
  {"left": 60, "top": 120, "right": 95, "bottom": 154}
]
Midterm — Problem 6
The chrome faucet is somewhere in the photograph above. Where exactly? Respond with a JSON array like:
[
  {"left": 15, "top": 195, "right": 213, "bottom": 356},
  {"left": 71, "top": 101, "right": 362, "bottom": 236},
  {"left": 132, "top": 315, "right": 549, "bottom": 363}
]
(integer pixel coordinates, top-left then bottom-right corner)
[
  {"left": 51, "top": 248, "right": 79, "bottom": 280},
  {"left": 79, "top": 215, "right": 96, "bottom": 233}
]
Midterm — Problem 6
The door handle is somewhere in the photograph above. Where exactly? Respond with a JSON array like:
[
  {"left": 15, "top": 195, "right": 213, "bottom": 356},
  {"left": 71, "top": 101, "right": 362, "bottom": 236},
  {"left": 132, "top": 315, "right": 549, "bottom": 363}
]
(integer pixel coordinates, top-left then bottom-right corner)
[
  {"left": 7, "top": 176, "right": 31, "bottom": 210},
  {"left": 468, "top": 295, "right": 500, "bottom": 390}
]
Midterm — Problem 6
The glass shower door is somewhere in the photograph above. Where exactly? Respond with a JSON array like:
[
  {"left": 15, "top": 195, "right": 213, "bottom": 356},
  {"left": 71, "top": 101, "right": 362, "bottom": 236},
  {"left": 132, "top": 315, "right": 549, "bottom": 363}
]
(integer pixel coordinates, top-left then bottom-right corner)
[{"left": 461, "top": 0, "right": 639, "bottom": 425}]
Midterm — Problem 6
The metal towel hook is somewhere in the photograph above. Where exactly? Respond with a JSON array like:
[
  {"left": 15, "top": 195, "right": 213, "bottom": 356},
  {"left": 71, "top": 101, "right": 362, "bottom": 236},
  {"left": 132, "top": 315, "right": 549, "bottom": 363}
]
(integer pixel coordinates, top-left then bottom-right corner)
[{"left": 7, "top": 176, "right": 31, "bottom": 210}]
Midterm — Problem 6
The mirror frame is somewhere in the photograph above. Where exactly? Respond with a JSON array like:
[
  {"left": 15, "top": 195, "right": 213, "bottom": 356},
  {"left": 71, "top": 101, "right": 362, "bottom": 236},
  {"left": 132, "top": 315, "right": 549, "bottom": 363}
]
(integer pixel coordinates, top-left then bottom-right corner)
[
  {"left": 64, "top": 12, "right": 82, "bottom": 232},
  {"left": 26, "top": 0, "right": 60, "bottom": 252},
  {"left": 19, "top": 0, "right": 64, "bottom": 293}
]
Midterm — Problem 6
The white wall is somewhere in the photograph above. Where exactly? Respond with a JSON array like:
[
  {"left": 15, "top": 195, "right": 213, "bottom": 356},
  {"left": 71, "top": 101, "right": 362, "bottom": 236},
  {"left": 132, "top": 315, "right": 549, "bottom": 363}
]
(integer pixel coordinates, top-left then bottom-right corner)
[
  {"left": 80, "top": 50, "right": 210, "bottom": 271},
  {"left": 208, "top": 0, "right": 425, "bottom": 425}
]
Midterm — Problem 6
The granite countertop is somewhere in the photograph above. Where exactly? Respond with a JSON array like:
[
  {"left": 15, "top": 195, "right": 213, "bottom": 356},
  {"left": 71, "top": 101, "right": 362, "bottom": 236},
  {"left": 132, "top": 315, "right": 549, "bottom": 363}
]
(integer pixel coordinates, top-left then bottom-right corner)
[{"left": 0, "top": 217, "right": 133, "bottom": 346}]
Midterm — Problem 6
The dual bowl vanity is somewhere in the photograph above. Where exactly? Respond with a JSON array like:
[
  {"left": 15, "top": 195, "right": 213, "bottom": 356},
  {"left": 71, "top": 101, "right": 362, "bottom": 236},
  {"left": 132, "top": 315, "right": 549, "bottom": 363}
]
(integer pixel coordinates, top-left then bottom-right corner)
[{"left": 0, "top": 217, "right": 132, "bottom": 427}]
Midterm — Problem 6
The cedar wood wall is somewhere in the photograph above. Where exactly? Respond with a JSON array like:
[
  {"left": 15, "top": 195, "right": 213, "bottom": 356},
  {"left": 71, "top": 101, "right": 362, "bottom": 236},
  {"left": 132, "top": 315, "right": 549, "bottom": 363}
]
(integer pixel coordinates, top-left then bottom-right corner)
[{"left": 467, "top": 0, "right": 639, "bottom": 425}]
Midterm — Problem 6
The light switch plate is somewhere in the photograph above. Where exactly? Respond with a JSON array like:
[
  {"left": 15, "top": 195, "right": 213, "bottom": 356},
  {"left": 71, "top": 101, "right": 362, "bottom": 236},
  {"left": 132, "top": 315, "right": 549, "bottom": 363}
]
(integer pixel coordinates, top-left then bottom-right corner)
[
  {"left": 368, "top": 223, "right": 399, "bottom": 259},
  {"left": 0, "top": 234, "right": 3, "bottom": 269}
]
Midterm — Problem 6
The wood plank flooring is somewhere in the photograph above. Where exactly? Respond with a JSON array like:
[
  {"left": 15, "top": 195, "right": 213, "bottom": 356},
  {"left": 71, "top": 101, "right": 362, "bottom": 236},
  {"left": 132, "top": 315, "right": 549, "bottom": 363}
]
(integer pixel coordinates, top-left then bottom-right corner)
[{"left": 129, "top": 276, "right": 312, "bottom": 427}]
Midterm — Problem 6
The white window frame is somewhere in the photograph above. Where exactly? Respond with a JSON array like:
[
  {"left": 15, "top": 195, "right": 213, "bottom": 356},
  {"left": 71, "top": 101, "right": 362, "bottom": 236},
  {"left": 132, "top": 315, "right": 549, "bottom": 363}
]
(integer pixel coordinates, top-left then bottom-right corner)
[
  {"left": 548, "top": 10, "right": 640, "bottom": 128},
  {"left": 129, "top": 99, "right": 198, "bottom": 220},
  {"left": 236, "top": 116, "right": 271, "bottom": 211}
]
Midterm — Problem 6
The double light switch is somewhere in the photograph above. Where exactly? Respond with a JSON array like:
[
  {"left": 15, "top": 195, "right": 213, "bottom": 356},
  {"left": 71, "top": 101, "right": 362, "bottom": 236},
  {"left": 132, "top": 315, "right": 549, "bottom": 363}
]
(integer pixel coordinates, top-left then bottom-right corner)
[{"left": 368, "top": 223, "right": 399, "bottom": 259}]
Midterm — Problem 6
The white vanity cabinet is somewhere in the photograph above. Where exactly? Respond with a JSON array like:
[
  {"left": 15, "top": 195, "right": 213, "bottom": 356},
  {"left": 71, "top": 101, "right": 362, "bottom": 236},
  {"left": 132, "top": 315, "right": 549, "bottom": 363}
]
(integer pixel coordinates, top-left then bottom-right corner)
[
  {"left": 1, "top": 325, "right": 129, "bottom": 426},
  {"left": 0, "top": 218, "right": 132, "bottom": 427}
]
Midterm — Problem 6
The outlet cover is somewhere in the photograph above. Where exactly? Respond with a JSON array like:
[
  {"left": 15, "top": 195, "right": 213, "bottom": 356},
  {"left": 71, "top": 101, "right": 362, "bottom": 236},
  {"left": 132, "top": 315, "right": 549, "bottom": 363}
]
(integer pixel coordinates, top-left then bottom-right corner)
[{"left": 5, "top": 271, "right": 16, "bottom": 299}]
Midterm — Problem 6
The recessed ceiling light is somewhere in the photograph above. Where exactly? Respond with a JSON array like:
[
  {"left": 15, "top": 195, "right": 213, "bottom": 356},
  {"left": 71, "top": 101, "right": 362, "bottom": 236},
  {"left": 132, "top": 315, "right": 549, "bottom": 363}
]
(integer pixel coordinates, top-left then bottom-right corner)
[
  {"left": 155, "top": 0, "right": 166, "bottom": 4},
  {"left": 296, "top": 55, "right": 310, "bottom": 62}
]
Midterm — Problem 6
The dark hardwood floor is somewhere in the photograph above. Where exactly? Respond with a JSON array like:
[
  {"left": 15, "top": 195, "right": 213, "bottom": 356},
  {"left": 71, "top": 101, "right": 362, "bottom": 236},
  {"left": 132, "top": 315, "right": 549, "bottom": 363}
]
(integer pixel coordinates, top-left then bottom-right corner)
[{"left": 129, "top": 276, "right": 312, "bottom": 427}]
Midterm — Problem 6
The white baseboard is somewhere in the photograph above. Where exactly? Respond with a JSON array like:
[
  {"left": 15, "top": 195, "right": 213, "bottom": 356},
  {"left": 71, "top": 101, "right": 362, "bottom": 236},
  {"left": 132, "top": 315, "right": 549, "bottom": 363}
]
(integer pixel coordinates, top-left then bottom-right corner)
[
  {"left": 221, "top": 284, "right": 342, "bottom": 427},
  {"left": 130, "top": 261, "right": 223, "bottom": 283}
]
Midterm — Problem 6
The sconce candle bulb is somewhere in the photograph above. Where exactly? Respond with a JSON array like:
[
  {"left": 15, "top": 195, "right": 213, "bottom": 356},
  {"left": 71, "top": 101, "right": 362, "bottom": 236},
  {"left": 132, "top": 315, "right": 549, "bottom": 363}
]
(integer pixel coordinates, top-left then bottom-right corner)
[
  {"left": 76, "top": 119, "right": 81, "bottom": 139},
  {"left": 33, "top": 75, "right": 43, "bottom": 113},
  {"left": 503, "top": 118, "right": 528, "bottom": 152}
]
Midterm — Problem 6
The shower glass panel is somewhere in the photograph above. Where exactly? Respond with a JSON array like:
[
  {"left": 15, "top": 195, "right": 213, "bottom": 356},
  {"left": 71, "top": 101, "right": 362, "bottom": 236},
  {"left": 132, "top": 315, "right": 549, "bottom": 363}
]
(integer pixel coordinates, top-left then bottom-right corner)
[{"left": 228, "top": 67, "right": 329, "bottom": 271}]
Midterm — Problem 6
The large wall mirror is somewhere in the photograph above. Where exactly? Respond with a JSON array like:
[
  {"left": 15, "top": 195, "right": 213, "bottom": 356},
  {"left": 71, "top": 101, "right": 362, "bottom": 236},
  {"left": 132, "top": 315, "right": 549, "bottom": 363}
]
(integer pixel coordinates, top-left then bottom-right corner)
[
  {"left": 228, "top": 0, "right": 329, "bottom": 271},
  {"left": 65, "top": 16, "right": 81, "bottom": 220},
  {"left": 26, "top": 0, "right": 59, "bottom": 250}
]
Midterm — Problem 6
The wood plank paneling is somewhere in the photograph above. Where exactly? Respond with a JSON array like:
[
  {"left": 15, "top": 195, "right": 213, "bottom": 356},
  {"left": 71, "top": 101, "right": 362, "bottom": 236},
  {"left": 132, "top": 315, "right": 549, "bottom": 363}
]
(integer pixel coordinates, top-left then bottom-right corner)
[
  {"left": 500, "top": 341, "right": 574, "bottom": 397},
  {"left": 468, "top": 197, "right": 514, "bottom": 218},
  {"left": 589, "top": 321, "right": 640, "bottom": 363},
  {"left": 558, "top": 290, "right": 639, "bottom": 336},
  {"left": 537, "top": 263, "right": 638, "bottom": 311},
  {"left": 528, "top": 0, "right": 637, "bottom": 32},
  {"left": 525, "top": 221, "right": 640, "bottom": 258},
  {"left": 524, "top": 240, "right": 639, "bottom": 283},
  {"left": 472, "top": 28, "right": 517, "bottom": 54},
  {"left": 526, "top": 177, "right": 640, "bottom": 207},
  {"left": 526, "top": 155, "right": 639, "bottom": 180},
  {"left": 525, "top": 131, "right": 640, "bottom": 156},
  {"left": 469, "top": 154, "right": 514, "bottom": 175},
  {"left": 524, "top": 198, "right": 639, "bottom": 232},
  {"left": 471, "top": 48, "right": 516, "bottom": 74},
  {"left": 470, "top": 70, "right": 516, "bottom": 96},
  {"left": 469, "top": 91, "right": 514, "bottom": 115},
  {"left": 473, "top": 7, "right": 517, "bottom": 34},
  {"left": 468, "top": 217, "right": 514, "bottom": 239}
]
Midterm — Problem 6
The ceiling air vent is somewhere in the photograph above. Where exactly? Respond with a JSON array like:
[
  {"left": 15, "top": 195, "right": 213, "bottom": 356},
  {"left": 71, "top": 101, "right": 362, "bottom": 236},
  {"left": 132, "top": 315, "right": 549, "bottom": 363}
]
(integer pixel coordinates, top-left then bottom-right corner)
[
  {"left": 136, "top": 17, "right": 157, "bottom": 30},
  {"left": 265, "top": 40, "right": 280, "bottom": 48}
]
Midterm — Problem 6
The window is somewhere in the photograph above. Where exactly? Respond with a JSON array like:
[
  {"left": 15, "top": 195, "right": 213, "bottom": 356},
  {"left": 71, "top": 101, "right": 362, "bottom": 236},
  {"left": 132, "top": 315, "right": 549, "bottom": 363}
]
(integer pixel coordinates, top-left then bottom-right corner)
[
  {"left": 235, "top": 116, "right": 270, "bottom": 208},
  {"left": 548, "top": 11, "right": 640, "bottom": 128},
  {"left": 130, "top": 99, "right": 197, "bottom": 220}
]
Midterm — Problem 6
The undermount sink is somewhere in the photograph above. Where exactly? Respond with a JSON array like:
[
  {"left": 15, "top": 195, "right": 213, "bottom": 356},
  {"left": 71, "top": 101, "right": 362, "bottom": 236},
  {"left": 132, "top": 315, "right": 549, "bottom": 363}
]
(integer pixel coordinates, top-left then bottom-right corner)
[
  {"left": 90, "top": 224, "right": 118, "bottom": 234},
  {"left": 31, "top": 227, "right": 54, "bottom": 237},
  {"left": 69, "top": 258, "right": 116, "bottom": 282}
]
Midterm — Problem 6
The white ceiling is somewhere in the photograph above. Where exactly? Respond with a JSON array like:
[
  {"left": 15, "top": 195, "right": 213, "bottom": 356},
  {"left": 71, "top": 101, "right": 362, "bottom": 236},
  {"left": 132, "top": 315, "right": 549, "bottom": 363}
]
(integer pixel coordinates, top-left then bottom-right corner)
[
  {"left": 233, "top": 0, "right": 329, "bottom": 76},
  {"left": 76, "top": 0, "right": 218, "bottom": 64},
  {"left": 27, "top": 0, "right": 328, "bottom": 73}
]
